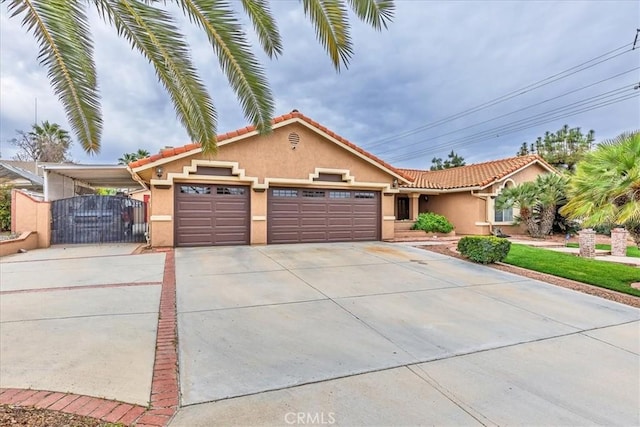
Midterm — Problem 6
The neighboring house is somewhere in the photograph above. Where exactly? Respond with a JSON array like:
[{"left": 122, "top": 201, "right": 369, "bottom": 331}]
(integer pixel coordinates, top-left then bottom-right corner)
[
  {"left": 0, "top": 161, "right": 44, "bottom": 192},
  {"left": 397, "top": 155, "right": 557, "bottom": 235},
  {"left": 128, "top": 110, "right": 556, "bottom": 248}
]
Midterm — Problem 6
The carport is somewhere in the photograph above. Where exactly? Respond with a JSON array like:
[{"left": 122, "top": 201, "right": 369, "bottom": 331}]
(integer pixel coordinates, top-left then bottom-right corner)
[
  {"left": 39, "top": 165, "right": 147, "bottom": 245},
  {"left": 41, "top": 164, "right": 144, "bottom": 201}
]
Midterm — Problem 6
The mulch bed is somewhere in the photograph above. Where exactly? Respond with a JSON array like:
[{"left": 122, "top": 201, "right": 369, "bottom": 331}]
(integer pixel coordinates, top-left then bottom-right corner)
[
  {"left": 420, "top": 243, "right": 640, "bottom": 308},
  {"left": 0, "top": 404, "right": 122, "bottom": 427}
]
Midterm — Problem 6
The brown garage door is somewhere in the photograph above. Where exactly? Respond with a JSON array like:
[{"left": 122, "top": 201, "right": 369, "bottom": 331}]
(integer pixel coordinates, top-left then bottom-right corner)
[
  {"left": 268, "top": 187, "right": 380, "bottom": 244},
  {"left": 175, "top": 183, "right": 249, "bottom": 247}
]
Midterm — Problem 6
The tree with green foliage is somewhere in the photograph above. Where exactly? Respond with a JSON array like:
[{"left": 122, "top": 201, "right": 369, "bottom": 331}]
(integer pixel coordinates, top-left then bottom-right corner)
[
  {"left": 517, "top": 125, "right": 594, "bottom": 170},
  {"left": 496, "top": 173, "right": 568, "bottom": 238},
  {"left": 118, "top": 149, "right": 150, "bottom": 165},
  {"left": 560, "top": 130, "right": 640, "bottom": 248},
  {"left": 0, "top": 186, "right": 11, "bottom": 231},
  {"left": 11, "top": 121, "right": 72, "bottom": 162},
  {"left": 6, "top": 0, "right": 395, "bottom": 155},
  {"left": 430, "top": 150, "right": 466, "bottom": 170}
]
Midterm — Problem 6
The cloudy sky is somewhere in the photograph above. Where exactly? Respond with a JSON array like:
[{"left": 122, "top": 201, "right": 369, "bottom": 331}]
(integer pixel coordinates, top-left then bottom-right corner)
[{"left": 1, "top": 1, "right": 638, "bottom": 169}]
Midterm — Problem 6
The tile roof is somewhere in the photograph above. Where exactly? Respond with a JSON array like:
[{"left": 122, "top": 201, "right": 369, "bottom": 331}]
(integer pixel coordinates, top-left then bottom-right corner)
[
  {"left": 398, "top": 155, "right": 554, "bottom": 190},
  {"left": 128, "top": 110, "right": 412, "bottom": 181}
]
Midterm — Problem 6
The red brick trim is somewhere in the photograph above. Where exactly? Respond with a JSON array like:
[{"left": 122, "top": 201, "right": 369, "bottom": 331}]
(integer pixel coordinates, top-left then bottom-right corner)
[
  {"left": 0, "top": 249, "right": 181, "bottom": 426},
  {"left": 136, "top": 249, "right": 179, "bottom": 426},
  {"left": 0, "top": 388, "right": 147, "bottom": 425}
]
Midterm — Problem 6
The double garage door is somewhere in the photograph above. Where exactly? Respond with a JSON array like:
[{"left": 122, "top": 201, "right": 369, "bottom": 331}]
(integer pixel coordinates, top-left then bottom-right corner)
[
  {"left": 267, "top": 187, "right": 380, "bottom": 244},
  {"left": 175, "top": 184, "right": 380, "bottom": 246}
]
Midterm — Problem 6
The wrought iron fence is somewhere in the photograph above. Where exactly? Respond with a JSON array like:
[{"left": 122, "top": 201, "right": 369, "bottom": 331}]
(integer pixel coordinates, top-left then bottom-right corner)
[{"left": 51, "top": 195, "right": 147, "bottom": 244}]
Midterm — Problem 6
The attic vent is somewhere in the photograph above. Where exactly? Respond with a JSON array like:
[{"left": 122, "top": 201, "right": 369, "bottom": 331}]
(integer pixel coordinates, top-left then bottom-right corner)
[{"left": 288, "top": 132, "right": 300, "bottom": 148}]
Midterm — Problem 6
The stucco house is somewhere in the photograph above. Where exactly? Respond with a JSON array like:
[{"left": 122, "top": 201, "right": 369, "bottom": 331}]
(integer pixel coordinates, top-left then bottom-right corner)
[
  {"left": 396, "top": 155, "right": 556, "bottom": 236},
  {"left": 127, "top": 110, "right": 556, "bottom": 247}
]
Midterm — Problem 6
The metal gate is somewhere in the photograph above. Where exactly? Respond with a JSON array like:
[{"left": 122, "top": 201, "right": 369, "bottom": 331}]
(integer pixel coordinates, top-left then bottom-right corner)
[{"left": 51, "top": 195, "right": 148, "bottom": 244}]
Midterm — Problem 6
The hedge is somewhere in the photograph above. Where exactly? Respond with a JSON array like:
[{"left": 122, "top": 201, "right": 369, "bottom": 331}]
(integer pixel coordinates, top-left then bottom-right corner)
[
  {"left": 457, "top": 236, "right": 511, "bottom": 264},
  {"left": 411, "top": 212, "right": 454, "bottom": 233}
]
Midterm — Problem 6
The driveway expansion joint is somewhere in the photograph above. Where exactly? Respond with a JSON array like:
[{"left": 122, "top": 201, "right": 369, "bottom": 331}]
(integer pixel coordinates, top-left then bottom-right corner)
[{"left": 0, "top": 249, "right": 180, "bottom": 427}]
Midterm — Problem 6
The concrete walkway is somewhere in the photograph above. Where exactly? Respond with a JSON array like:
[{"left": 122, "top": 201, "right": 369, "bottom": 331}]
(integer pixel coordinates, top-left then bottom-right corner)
[{"left": 0, "top": 244, "right": 165, "bottom": 405}]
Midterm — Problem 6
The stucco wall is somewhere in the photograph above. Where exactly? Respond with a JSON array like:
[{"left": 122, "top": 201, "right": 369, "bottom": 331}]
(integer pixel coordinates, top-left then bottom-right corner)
[
  {"left": 419, "top": 192, "right": 487, "bottom": 235},
  {"left": 144, "top": 122, "right": 398, "bottom": 246},
  {"left": 12, "top": 189, "right": 51, "bottom": 248},
  {"left": 0, "top": 231, "right": 39, "bottom": 256},
  {"left": 414, "top": 163, "right": 552, "bottom": 236}
]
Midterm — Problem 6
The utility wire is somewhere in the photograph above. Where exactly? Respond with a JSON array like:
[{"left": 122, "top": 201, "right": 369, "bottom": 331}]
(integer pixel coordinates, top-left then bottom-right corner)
[
  {"left": 387, "top": 91, "right": 636, "bottom": 162},
  {"left": 388, "top": 94, "right": 638, "bottom": 163},
  {"left": 373, "top": 68, "right": 639, "bottom": 156},
  {"left": 383, "top": 84, "right": 636, "bottom": 158},
  {"left": 364, "top": 42, "right": 636, "bottom": 149}
]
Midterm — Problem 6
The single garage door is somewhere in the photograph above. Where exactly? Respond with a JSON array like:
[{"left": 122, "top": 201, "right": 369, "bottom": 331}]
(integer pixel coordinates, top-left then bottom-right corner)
[
  {"left": 268, "top": 187, "right": 380, "bottom": 244},
  {"left": 175, "top": 183, "right": 249, "bottom": 246}
]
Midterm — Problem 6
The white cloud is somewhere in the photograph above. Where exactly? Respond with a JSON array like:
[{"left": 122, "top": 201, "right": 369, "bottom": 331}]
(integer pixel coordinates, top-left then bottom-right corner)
[{"left": 1, "top": 1, "right": 638, "bottom": 168}]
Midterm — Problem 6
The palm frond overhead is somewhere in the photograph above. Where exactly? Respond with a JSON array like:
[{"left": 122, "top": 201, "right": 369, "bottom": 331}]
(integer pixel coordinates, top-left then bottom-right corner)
[
  {"left": 94, "top": 0, "right": 217, "bottom": 153},
  {"left": 346, "top": 0, "right": 395, "bottom": 30},
  {"left": 302, "top": 0, "right": 353, "bottom": 70},
  {"left": 6, "top": 0, "right": 101, "bottom": 153},
  {"left": 240, "top": 0, "right": 282, "bottom": 58},
  {"left": 174, "top": 0, "right": 274, "bottom": 137}
]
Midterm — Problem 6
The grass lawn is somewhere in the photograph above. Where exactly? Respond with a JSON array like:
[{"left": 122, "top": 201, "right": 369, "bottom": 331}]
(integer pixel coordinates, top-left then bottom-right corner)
[
  {"left": 565, "top": 243, "right": 640, "bottom": 258},
  {"left": 504, "top": 244, "right": 640, "bottom": 297}
]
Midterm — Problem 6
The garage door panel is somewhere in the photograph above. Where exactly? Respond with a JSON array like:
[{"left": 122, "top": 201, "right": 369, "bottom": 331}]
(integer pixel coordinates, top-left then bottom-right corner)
[
  {"left": 175, "top": 184, "right": 249, "bottom": 247},
  {"left": 300, "top": 203, "right": 328, "bottom": 214},
  {"left": 327, "top": 218, "right": 353, "bottom": 227},
  {"left": 300, "top": 217, "right": 328, "bottom": 227},
  {"left": 268, "top": 187, "right": 380, "bottom": 244},
  {"left": 178, "top": 218, "right": 213, "bottom": 228}
]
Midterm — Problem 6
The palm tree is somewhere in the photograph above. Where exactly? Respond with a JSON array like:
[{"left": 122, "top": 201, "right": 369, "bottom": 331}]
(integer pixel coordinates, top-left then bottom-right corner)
[
  {"left": 6, "top": 0, "right": 395, "bottom": 155},
  {"left": 117, "top": 153, "right": 137, "bottom": 165},
  {"left": 496, "top": 181, "right": 539, "bottom": 236},
  {"left": 496, "top": 173, "right": 567, "bottom": 238},
  {"left": 30, "top": 120, "right": 72, "bottom": 162},
  {"left": 535, "top": 173, "right": 568, "bottom": 235},
  {"left": 560, "top": 131, "right": 640, "bottom": 247},
  {"left": 118, "top": 149, "right": 151, "bottom": 165},
  {"left": 11, "top": 120, "right": 72, "bottom": 162}
]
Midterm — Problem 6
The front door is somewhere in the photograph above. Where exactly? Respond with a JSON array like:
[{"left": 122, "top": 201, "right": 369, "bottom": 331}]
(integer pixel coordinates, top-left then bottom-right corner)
[{"left": 396, "top": 197, "right": 410, "bottom": 220}]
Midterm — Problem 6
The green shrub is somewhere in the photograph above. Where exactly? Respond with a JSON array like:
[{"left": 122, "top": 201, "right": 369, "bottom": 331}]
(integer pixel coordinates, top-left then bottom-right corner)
[
  {"left": 457, "top": 236, "right": 511, "bottom": 264},
  {"left": 411, "top": 212, "right": 454, "bottom": 233},
  {"left": 0, "top": 186, "right": 11, "bottom": 232}
]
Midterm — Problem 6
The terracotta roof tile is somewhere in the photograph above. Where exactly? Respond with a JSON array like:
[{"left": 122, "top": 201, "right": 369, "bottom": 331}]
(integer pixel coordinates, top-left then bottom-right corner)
[
  {"left": 128, "top": 110, "right": 412, "bottom": 180},
  {"left": 398, "top": 155, "right": 554, "bottom": 190}
]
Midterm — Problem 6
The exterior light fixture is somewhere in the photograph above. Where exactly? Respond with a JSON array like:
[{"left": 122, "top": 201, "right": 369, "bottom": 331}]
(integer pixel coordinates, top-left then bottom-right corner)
[{"left": 155, "top": 166, "right": 163, "bottom": 178}]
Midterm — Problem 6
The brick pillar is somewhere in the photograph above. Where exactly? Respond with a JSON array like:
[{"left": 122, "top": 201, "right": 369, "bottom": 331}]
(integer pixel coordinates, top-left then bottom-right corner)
[
  {"left": 579, "top": 229, "right": 596, "bottom": 258},
  {"left": 611, "top": 227, "right": 628, "bottom": 257}
]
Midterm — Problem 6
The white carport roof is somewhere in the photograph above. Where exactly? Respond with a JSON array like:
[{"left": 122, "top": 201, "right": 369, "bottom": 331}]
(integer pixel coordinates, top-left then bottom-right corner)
[{"left": 42, "top": 164, "right": 143, "bottom": 188}]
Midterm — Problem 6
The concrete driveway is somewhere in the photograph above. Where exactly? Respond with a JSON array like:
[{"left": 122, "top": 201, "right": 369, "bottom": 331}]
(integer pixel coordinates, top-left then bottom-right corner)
[
  {"left": 172, "top": 242, "right": 639, "bottom": 426},
  {"left": 0, "top": 244, "right": 165, "bottom": 405},
  {"left": 1, "top": 241, "right": 638, "bottom": 426}
]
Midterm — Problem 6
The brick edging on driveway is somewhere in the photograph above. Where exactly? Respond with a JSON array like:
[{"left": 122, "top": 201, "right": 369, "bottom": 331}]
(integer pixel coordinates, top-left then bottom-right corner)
[
  {"left": 0, "top": 249, "right": 180, "bottom": 427},
  {"left": 0, "top": 388, "right": 147, "bottom": 425},
  {"left": 136, "top": 249, "right": 180, "bottom": 426}
]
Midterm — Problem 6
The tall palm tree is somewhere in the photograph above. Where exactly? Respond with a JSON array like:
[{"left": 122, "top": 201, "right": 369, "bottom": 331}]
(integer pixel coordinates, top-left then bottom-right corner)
[
  {"left": 560, "top": 131, "right": 640, "bottom": 247},
  {"left": 5, "top": 0, "right": 395, "bottom": 155}
]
